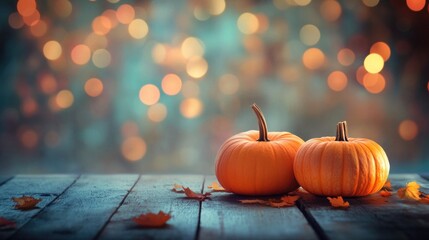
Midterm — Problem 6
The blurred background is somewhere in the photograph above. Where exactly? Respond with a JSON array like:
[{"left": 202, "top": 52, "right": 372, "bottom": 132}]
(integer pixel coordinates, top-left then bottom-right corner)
[{"left": 0, "top": 0, "right": 428, "bottom": 174}]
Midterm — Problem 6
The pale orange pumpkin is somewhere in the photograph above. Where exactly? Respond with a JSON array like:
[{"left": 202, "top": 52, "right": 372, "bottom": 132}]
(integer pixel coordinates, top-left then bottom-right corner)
[
  {"left": 294, "top": 121, "right": 390, "bottom": 197},
  {"left": 215, "top": 104, "right": 304, "bottom": 195}
]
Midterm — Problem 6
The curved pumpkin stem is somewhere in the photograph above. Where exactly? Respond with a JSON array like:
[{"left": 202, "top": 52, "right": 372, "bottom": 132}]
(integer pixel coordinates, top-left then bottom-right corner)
[
  {"left": 251, "top": 103, "right": 269, "bottom": 142},
  {"left": 335, "top": 121, "right": 349, "bottom": 141}
]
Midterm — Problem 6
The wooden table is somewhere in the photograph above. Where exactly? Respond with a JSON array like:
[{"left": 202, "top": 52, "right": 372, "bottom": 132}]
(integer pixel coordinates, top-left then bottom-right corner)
[{"left": 0, "top": 174, "right": 428, "bottom": 240}]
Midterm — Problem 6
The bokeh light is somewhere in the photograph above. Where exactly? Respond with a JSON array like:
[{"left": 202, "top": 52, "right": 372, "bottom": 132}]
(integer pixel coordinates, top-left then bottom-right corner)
[
  {"left": 406, "top": 0, "right": 425, "bottom": 11},
  {"left": 43, "top": 41, "right": 62, "bottom": 61},
  {"left": 327, "top": 71, "right": 348, "bottom": 92},
  {"left": 30, "top": 19, "right": 47, "bottom": 37},
  {"left": 299, "top": 24, "right": 321, "bottom": 46},
  {"left": 139, "top": 84, "right": 160, "bottom": 106},
  {"left": 121, "top": 136, "right": 146, "bottom": 161},
  {"left": 116, "top": 4, "right": 135, "bottom": 24},
  {"left": 180, "top": 98, "right": 203, "bottom": 119},
  {"left": 20, "top": 128, "right": 39, "bottom": 149},
  {"left": 237, "top": 12, "right": 259, "bottom": 35},
  {"left": 71, "top": 44, "right": 91, "bottom": 65},
  {"left": 92, "top": 16, "right": 112, "bottom": 36},
  {"left": 362, "top": 0, "right": 380, "bottom": 7},
  {"left": 186, "top": 57, "right": 208, "bottom": 79},
  {"left": 84, "top": 78, "right": 104, "bottom": 97},
  {"left": 38, "top": 74, "right": 57, "bottom": 94},
  {"left": 147, "top": 103, "right": 168, "bottom": 122},
  {"left": 370, "top": 42, "right": 391, "bottom": 61},
  {"left": 320, "top": 0, "right": 342, "bottom": 22},
  {"left": 364, "top": 53, "right": 384, "bottom": 74},
  {"left": 161, "top": 74, "right": 182, "bottom": 96},
  {"left": 128, "top": 19, "right": 149, "bottom": 39},
  {"left": 92, "top": 49, "right": 111, "bottom": 68},
  {"left": 8, "top": 12, "right": 24, "bottom": 29},
  {"left": 208, "top": 0, "right": 226, "bottom": 16},
  {"left": 218, "top": 74, "right": 240, "bottom": 95},
  {"left": 181, "top": 37, "right": 205, "bottom": 59},
  {"left": 363, "top": 73, "right": 386, "bottom": 94},
  {"left": 302, "top": 48, "right": 325, "bottom": 70},
  {"left": 17, "top": 0, "right": 36, "bottom": 17},
  {"left": 337, "top": 48, "right": 355, "bottom": 66},
  {"left": 398, "top": 120, "right": 418, "bottom": 141},
  {"left": 56, "top": 90, "right": 74, "bottom": 109}
]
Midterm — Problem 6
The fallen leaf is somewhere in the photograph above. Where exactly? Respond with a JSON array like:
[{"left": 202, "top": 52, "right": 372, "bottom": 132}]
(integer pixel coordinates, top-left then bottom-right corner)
[
  {"left": 12, "top": 196, "right": 42, "bottom": 210},
  {"left": 183, "top": 187, "right": 211, "bottom": 201},
  {"left": 420, "top": 194, "right": 429, "bottom": 204},
  {"left": 327, "top": 196, "right": 350, "bottom": 208},
  {"left": 380, "top": 190, "right": 392, "bottom": 197},
  {"left": 397, "top": 181, "right": 421, "bottom": 200},
  {"left": 381, "top": 180, "right": 392, "bottom": 191},
  {"left": 239, "top": 195, "right": 299, "bottom": 208},
  {"left": 0, "top": 217, "right": 16, "bottom": 230},
  {"left": 132, "top": 211, "right": 172, "bottom": 228},
  {"left": 207, "top": 182, "right": 227, "bottom": 192},
  {"left": 171, "top": 183, "right": 184, "bottom": 193}
]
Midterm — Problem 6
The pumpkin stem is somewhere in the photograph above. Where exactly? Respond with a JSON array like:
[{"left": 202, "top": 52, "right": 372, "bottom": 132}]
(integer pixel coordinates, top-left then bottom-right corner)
[
  {"left": 335, "top": 121, "right": 349, "bottom": 141},
  {"left": 251, "top": 103, "right": 269, "bottom": 141}
]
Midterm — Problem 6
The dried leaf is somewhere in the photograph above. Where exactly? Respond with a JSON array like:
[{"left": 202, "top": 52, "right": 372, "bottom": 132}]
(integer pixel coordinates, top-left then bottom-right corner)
[
  {"left": 183, "top": 187, "right": 211, "bottom": 201},
  {"left": 132, "top": 211, "right": 172, "bottom": 228},
  {"left": 12, "top": 196, "right": 42, "bottom": 210},
  {"left": 397, "top": 181, "right": 421, "bottom": 200},
  {"left": 239, "top": 199, "right": 267, "bottom": 205},
  {"left": 380, "top": 190, "right": 392, "bottom": 197},
  {"left": 171, "top": 183, "right": 184, "bottom": 193},
  {"left": 420, "top": 193, "right": 429, "bottom": 204},
  {"left": 281, "top": 195, "right": 300, "bottom": 204},
  {"left": 240, "top": 195, "right": 299, "bottom": 208},
  {"left": 0, "top": 217, "right": 16, "bottom": 230},
  {"left": 327, "top": 196, "right": 350, "bottom": 208},
  {"left": 381, "top": 180, "right": 392, "bottom": 191},
  {"left": 207, "top": 182, "right": 227, "bottom": 192}
]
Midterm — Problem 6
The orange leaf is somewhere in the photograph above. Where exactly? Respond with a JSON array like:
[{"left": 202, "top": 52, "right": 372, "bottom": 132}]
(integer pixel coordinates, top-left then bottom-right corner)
[
  {"left": 239, "top": 199, "right": 268, "bottom": 205},
  {"left": 240, "top": 195, "right": 299, "bottom": 208},
  {"left": 420, "top": 193, "right": 429, "bottom": 204},
  {"left": 397, "top": 181, "right": 421, "bottom": 200},
  {"left": 381, "top": 180, "right": 392, "bottom": 191},
  {"left": 207, "top": 182, "right": 227, "bottom": 192},
  {"left": 12, "top": 196, "right": 42, "bottom": 210},
  {"left": 0, "top": 217, "right": 16, "bottom": 230},
  {"left": 183, "top": 187, "right": 211, "bottom": 201},
  {"left": 379, "top": 190, "right": 392, "bottom": 197},
  {"left": 327, "top": 196, "right": 350, "bottom": 208},
  {"left": 132, "top": 211, "right": 172, "bottom": 228}
]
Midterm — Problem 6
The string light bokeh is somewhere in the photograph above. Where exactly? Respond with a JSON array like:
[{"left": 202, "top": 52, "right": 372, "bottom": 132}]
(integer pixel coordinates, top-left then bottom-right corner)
[{"left": 1, "top": 0, "right": 428, "bottom": 174}]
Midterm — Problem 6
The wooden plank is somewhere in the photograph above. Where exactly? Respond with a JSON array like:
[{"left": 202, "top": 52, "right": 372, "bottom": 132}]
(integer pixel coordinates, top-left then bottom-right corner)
[
  {"left": 0, "top": 175, "right": 78, "bottom": 239},
  {"left": 298, "top": 174, "right": 429, "bottom": 240},
  {"left": 198, "top": 176, "right": 318, "bottom": 240},
  {"left": 420, "top": 173, "right": 429, "bottom": 181},
  {"left": 0, "top": 176, "right": 13, "bottom": 186},
  {"left": 99, "top": 175, "right": 203, "bottom": 240},
  {"left": 12, "top": 174, "right": 139, "bottom": 240}
]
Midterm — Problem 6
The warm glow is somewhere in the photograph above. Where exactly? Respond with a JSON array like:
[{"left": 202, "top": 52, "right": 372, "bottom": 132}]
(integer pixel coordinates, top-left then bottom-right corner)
[
  {"left": 116, "top": 4, "right": 135, "bottom": 24},
  {"left": 22, "top": 9, "right": 40, "bottom": 26},
  {"left": 121, "top": 121, "right": 139, "bottom": 138},
  {"left": 208, "top": 0, "right": 226, "bottom": 15},
  {"left": 38, "top": 74, "right": 57, "bottom": 94},
  {"left": 302, "top": 48, "right": 325, "bottom": 70},
  {"left": 362, "top": 0, "right": 380, "bottom": 7},
  {"left": 9, "top": 12, "right": 24, "bottom": 29},
  {"left": 363, "top": 73, "right": 386, "bottom": 94},
  {"left": 128, "top": 19, "right": 149, "bottom": 39},
  {"left": 139, "top": 84, "right": 160, "bottom": 106},
  {"left": 181, "top": 37, "right": 204, "bottom": 59},
  {"left": 406, "top": 0, "right": 425, "bottom": 11},
  {"left": 299, "top": 24, "right": 320, "bottom": 46},
  {"left": 370, "top": 42, "right": 391, "bottom": 61},
  {"left": 121, "top": 136, "right": 147, "bottom": 161},
  {"left": 71, "top": 44, "right": 91, "bottom": 65},
  {"left": 182, "top": 80, "right": 200, "bottom": 98},
  {"left": 56, "top": 90, "right": 74, "bottom": 109},
  {"left": 102, "top": 9, "right": 118, "bottom": 28},
  {"left": 237, "top": 12, "right": 259, "bottom": 35},
  {"left": 337, "top": 48, "right": 355, "bottom": 66},
  {"left": 399, "top": 120, "right": 418, "bottom": 141},
  {"left": 84, "top": 33, "right": 108, "bottom": 50},
  {"left": 364, "top": 53, "right": 384, "bottom": 74},
  {"left": 21, "top": 98, "right": 38, "bottom": 116},
  {"left": 92, "top": 49, "right": 111, "bottom": 68},
  {"left": 17, "top": 0, "right": 36, "bottom": 17},
  {"left": 84, "top": 78, "right": 104, "bottom": 97},
  {"left": 30, "top": 19, "right": 47, "bottom": 37},
  {"left": 51, "top": 0, "right": 73, "bottom": 18},
  {"left": 218, "top": 74, "right": 240, "bottom": 95},
  {"left": 180, "top": 98, "right": 204, "bottom": 118},
  {"left": 295, "top": 0, "right": 312, "bottom": 6},
  {"left": 327, "top": 71, "right": 348, "bottom": 92},
  {"left": 43, "top": 41, "right": 62, "bottom": 61},
  {"left": 152, "top": 44, "right": 167, "bottom": 64},
  {"left": 148, "top": 103, "right": 168, "bottom": 122},
  {"left": 92, "top": 16, "right": 112, "bottom": 35},
  {"left": 186, "top": 57, "right": 208, "bottom": 79},
  {"left": 356, "top": 66, "right": 367, "bottom": 85},
  {"left": 320, "top": 0, "right": 342, "bottom": 22},
  {"left": 194, "top": 6, "right": 210, "bottom": 21},
  {"left": 21, "top": 128, "right": 39, "bottom": 149},
  {"left": 161, "top": 74, "right": 182, "bottom": 96}
]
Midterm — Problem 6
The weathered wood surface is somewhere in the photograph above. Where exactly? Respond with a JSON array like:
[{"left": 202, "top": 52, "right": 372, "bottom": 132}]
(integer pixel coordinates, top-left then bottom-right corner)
[
  {"left": 0, "top": 175, "right": 78, "bottom": 239},
  {"left": 298, "top": 174, "right": 429, "bottom": 240},
  {"left": 0, "top": 174, "right": 428, "bottom": 240},
  {"left": 12, "top": 175, "right": 139, "bottom": 240},
  {"left": 0, "top": 176, "right": 13, "bottom": 186},
  {"left": 99, "top": 175, "right": 203, "bottom": 240},
  {"left": 198, "top": 176, "right": 318, "bottom": 240}
]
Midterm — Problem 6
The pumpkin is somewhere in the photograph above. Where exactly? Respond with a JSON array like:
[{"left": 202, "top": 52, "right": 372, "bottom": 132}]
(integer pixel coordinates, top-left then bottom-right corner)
[
  {"left": 215, "top": 104, "right": 304, "bottom": 195},
  {"left": 293, "top": 121, "right": 390, "bottom": 197}
]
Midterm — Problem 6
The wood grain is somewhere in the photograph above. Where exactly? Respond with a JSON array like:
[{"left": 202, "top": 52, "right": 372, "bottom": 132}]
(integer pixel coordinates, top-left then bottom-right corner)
[
  {"left": 11, "top": 174, "right": 138, "bottom": 240},
  {"left": 99, "top": 175, "right": 203, "bottom": 240},
  {"left": 0, "top": 175, "right": 78, "bottom": 239},
  {"left": 198, "top": 176, "right": 318, "bottom": 240},
  {"left": 0, "top": 176, "right": 13, "bottom": 186},
  {"left": 298, "top": 174, "right": 429, "bottom": 240}
]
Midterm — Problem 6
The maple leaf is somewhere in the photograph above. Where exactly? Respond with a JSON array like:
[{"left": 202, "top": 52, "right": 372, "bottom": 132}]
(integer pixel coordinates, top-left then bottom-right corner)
[
  {"left": 183, "top": 187, "right": 211, "bottom": 201},
  {"left": 327, "top": 196, "right": 350, "bottom": 208},
  {"left": 0, "top": 217, "right": 16, "bottom": 230},
  {"left": 207, "top": 182, "right": 227, "bottom": 192},
  {"left": 12, "top": 196, "right": 42, "bottom": 210},
  {"left": 171, "top": 183, "right": 184, "bottom": 193},
  {"left": 397, "top": 181, "right": 421, "bottom": 201},
  {"left": 132, "top": 211, "right": 172, "bottom": 228},
  {"left": 379, "top": 190, "right": 392, "bottom": 197},
  {"left": 381, "top": 180, "right": 392, "bottom": 191}
]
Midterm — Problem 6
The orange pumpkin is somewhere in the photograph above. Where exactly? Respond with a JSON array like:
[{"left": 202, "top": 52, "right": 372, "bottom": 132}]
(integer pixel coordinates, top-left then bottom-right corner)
[
  {"left": 215, "top": 104, "right": 304, "bottom": 195},
  {"left": 294, "top": 121, "right": 390, "bottom": 197}
]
